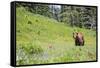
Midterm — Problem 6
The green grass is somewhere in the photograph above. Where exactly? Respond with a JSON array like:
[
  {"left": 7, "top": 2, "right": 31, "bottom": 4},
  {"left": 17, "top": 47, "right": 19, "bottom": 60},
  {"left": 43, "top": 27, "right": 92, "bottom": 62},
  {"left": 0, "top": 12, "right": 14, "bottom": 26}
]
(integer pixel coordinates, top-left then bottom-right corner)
[{"left": 16, "top": 7, "right": 97, "bottom": 65}]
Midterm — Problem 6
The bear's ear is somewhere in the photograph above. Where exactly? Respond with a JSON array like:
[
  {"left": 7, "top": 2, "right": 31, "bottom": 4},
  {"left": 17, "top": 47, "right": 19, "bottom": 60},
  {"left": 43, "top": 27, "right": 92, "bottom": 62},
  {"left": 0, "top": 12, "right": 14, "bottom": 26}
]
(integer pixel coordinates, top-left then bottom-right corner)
[
  {"left": 77, "top": 32, "right": 78, "bottom": 34},
  {"left": 73, "top": 32, "right": 76, "bottom": 39}
]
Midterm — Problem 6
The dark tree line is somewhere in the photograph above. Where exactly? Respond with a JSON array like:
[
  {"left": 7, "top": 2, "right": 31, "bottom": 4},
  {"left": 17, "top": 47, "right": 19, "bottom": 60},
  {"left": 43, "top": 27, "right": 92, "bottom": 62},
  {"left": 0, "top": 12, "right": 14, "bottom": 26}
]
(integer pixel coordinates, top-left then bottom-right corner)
[
  {"left": 16, "top": 3, "right": 52, "bottom": 18},
  {"left": 16, "top": 3, "right": 97, "bottom": 29},
  {"left": 60, "top": 5, "right": 97, "bottom": 28}
]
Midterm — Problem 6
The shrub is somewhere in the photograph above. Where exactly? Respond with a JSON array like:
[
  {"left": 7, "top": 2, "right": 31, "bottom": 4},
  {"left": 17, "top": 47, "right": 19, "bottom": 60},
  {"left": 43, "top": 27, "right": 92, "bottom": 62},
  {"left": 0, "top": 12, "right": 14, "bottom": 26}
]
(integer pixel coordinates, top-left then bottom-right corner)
[{"left": 21, "top": 43, "right": 43, "bottom": 54}]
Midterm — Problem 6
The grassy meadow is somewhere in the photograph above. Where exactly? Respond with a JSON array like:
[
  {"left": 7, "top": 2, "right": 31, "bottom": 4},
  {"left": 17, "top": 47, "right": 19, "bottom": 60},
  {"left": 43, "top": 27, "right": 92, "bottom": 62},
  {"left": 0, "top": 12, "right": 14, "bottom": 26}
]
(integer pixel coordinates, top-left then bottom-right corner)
[{"left": 16, "top": 7, "right": 97, "bottom": 65}]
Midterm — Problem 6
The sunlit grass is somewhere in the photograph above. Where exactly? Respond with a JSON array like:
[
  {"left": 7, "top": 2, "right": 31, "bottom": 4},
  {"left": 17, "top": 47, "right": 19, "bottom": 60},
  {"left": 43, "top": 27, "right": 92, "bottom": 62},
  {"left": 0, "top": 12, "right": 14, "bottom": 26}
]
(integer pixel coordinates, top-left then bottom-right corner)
[{"left": 16, "top": 7, "right": 97, "bottom": 65}]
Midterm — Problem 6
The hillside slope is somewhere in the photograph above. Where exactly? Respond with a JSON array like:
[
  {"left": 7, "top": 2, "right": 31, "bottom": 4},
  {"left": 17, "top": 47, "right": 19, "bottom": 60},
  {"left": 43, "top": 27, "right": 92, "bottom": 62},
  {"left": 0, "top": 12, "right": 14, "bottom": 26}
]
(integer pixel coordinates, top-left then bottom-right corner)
[{"left": 16, "top": 7, "right": 96, "bottom": 65}]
